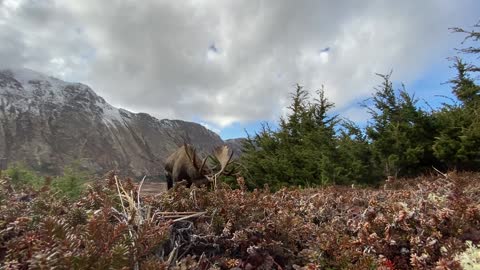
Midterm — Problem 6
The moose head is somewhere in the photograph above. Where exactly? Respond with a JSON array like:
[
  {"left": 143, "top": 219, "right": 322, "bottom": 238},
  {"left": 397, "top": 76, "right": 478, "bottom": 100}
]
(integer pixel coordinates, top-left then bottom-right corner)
[{"left": 164, "top": 144, "right": 234, "bottom": 189}]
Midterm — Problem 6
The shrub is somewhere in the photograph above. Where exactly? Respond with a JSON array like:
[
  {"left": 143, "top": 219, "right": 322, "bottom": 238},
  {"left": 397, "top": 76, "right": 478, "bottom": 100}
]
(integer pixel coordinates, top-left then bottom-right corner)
[
  {"left": 3, "top": 163, "right": 88, "bottom": 200},
  {"left": 457, "top": 241, "right": 480, "bottom": 270},
  {"left": 51, "top": 165, "right": 89, "bottom": 200},
  {"left": 4, "top": 163, "right": 43, "bottom": 189},
  {"left": 1, "top": 171, "right": 479, "bottom": 269}
]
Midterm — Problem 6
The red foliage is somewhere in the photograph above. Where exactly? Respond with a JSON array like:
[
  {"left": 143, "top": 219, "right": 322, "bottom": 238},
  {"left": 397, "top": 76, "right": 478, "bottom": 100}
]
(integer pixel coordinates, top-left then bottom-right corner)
[{"left": 0, "top": 172, "right": 479, "bottom": 269}]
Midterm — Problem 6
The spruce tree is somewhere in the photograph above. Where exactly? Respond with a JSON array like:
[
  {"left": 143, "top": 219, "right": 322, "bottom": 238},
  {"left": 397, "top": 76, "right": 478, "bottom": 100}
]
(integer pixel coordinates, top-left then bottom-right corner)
[
  {"left": 366, "top": 73, "right": 436, "bottom": 178},
  {"left": 337, "top": 120, "right": 376, "bottom": 184},
  {"left": 240, "top": 85, "right": 344, "bottom": 189},
  {"left": 432, "top": 21, "right": 480, "bottom": 170},
  {"left": 433, "top": 58, "right": 480, "bottom": 169}
]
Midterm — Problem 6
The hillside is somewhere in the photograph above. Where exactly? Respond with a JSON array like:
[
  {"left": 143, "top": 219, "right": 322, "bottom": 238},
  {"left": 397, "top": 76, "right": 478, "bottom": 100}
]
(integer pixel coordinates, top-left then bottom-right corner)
[
  {"left": 0, "top": 68, "right": 240, "bottom": 179},
  {"left": 225, "top": 138, "right": 247, "bottom": 158}
]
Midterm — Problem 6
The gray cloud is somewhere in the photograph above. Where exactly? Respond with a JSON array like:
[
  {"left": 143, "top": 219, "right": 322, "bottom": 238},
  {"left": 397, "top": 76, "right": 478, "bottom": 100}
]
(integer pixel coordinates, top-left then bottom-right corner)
[
  {"left": 0, "top": 0, "right": 92, "bottom": 79},
  {"left": 1, "top": 0, "right": 479, "bottom": 128}
]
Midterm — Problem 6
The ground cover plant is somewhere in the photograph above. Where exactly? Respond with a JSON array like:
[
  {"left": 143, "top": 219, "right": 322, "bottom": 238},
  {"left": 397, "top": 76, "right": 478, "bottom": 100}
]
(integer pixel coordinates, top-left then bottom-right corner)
[{"left": 0, "top": 171, "right": 479, "bottom": 269}]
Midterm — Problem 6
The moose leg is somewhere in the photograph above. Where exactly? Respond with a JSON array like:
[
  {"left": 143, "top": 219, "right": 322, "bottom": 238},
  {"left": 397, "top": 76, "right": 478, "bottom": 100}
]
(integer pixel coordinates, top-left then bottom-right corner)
[{"left": 166, "top": 172, "right": 173, "bottom": 189}]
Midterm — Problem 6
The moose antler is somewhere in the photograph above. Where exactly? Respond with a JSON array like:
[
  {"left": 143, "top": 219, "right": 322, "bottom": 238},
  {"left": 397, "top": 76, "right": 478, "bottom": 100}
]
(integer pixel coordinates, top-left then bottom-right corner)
[
  {"left": 199, "top": 156, "right": 209, "bottom": 173},
  {"left": 184, "top": 143, "right": 209, "bottom": 172},
  {"left": 213, "top": 145, "right": 234, "bottom": 175},
  {"left": 208, "top": 145, "right": 234, "bottom": 189}
]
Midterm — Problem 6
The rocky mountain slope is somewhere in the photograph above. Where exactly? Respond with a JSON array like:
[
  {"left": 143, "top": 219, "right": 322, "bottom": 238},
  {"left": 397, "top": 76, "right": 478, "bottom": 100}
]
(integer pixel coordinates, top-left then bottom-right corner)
[
  {"left": 0, "top": 68, "right": 241, "bottom": 180},
  {"left": 225, "top": 138, "right": 247, "bottom": 158}
]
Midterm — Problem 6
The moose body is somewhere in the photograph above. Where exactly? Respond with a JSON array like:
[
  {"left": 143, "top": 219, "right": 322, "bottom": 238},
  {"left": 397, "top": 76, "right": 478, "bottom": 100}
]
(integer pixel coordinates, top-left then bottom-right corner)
[
  {"left": 164, "top": 144, "right": 210, "bottom": 189},
  {"left": 164, "top": 144, "right": 234, "bottom": 189}
]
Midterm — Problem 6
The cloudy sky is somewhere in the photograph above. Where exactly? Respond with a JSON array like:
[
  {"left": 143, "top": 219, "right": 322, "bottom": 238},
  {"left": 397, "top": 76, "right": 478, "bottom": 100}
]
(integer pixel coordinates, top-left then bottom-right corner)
[{"left": 1, "top": 1, "right": 479, "bottom": 139}]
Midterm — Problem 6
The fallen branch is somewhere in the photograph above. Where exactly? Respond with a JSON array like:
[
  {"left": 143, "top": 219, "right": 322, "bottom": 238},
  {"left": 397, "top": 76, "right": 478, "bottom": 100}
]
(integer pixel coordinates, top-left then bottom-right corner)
[
  {"left": 137, "top": 175, "right": 146, "bottom": 207},
  {"left": 432, "top": 166, "right": 448, "bottom": 179},
  {"left": 172, "top": 211, "right": 207, "bottom": 222}
]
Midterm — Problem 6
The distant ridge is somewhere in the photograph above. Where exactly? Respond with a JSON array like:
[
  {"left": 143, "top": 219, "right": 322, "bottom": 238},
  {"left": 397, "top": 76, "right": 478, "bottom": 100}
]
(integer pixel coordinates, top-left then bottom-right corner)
[{"left": 0, "top": 68, "right": 243, "bottom": 180}]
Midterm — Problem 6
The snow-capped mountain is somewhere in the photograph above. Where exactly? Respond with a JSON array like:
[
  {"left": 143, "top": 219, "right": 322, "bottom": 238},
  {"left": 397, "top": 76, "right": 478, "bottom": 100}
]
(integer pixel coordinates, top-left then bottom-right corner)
[{"left": 0, "top": 68, "right": 225, "bottom": 179}]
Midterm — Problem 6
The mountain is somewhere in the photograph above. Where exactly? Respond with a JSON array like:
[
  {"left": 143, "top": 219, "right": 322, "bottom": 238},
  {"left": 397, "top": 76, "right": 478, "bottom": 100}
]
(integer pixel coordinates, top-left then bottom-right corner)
[
  {"left": 0, "top": 68, "right": 242, "bottom": 180},
  {"left": 225, "top": 138, "right": 247, "bottom": 158}
]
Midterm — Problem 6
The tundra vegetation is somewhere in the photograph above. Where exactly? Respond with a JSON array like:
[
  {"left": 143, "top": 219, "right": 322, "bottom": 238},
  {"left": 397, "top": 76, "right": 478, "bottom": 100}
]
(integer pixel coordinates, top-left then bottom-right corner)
[
  {"left": 1, "top": 170, "right": 480, "bottom": 269},
  {"left": 0, "top": 22, "right": 480, "bottom": 269}
]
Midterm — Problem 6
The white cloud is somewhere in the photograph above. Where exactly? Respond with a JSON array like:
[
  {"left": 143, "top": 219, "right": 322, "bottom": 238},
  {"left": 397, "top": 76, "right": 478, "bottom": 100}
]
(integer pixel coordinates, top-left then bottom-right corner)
[
  {"left": 0, "top": 0, "right": 479, "bottom": 129},
  {"left": 340, "top": 106, "right": 371, "bottom": 124}
]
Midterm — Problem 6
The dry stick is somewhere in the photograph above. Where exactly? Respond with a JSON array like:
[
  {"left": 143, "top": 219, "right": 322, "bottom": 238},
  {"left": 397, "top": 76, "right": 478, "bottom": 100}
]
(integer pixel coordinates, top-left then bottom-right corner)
[
  {"left": 159, "top": 212, "right": 206, "bottom": 218},
  {"left": 172, "top": 211, "right": 207, "bottom": 222},
  {"left": 114, "top": 176, "right": 128, "bottom": 217},
  {"left": 166, "top": 246, "right": 178, "bottom": 267},
  {"left": 432, "top": 166, "right": 448, "bottom": 179},
  {"left": 156, "top": 211, "right": 201, "bottom": 215},
  {"left": 155, "top": 211, "right": 197, "bottom": 216},
  {"left": 110, "top": 207, "right": 126, "bottom": 222},
  {"left": 272, "top": 259, "right": 284, "bottom": 270},
  {"left": 130, "top": 190, "right": 135, "bottom": 211},
  {"left": 119, "top": 179, "right": 130, "bottom": 200},
  {"left": 114, "top": 176, "right": 139, "bottom": 270},
  {"left": 159, "top": 215, "right": 211, "bottom": 220},
  {"left": 191, "top": 189, "right": 198, "bottom": 208},
  {"left": 150, "top": 211, "right": 208, "bottom": 222},
  {"left": 137, "top": 175, "right": 146, "bottom": 209}
]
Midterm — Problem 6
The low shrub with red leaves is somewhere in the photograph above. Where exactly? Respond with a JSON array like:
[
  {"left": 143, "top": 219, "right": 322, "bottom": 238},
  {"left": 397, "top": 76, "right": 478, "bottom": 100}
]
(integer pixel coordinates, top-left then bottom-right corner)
[{"left": 1, "top": 172, "right": 479, "bottom": 269}]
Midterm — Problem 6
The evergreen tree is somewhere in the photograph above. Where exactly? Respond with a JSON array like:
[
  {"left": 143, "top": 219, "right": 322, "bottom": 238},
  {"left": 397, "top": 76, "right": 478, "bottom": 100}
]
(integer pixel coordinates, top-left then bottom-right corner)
[
  {"left": 239, "top": 20, "right": 480, "bottom": 189},
  {"left": 240, "top": 85, "right": 346, "bottom": 189},
  {"left": 449, "top": 57, "right": 480, "bottom": 106},
  {"left": 337, "top": 120, "right": 376, "bottom": 184},
  {"left": 432, "top": 21, "right": 480, "bottom": 170},
  {"left": 450, "top": 21, "right": 480, "bottom": 72},
  {"left": 366, "top": 73, "right": 437, "bottom": 178},
  {"left": 433, "top": 58, "right": 480, "bottom": 169}
]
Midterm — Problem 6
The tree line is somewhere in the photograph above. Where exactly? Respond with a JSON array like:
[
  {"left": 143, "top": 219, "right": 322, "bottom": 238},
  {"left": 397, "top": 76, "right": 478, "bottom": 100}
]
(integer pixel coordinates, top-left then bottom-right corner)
[{"left": 238, "top": 22, "right": 480, "bottom": 190}]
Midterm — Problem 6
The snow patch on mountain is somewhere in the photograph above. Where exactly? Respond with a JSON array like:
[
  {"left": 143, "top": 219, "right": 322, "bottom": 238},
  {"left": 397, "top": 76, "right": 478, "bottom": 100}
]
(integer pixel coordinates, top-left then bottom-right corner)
[
  {"left": 0, "top": 68, "right": 135, "bottom": 128},
  {"left": 8, "top": 68, "right": 63, "bottom": 87},
  {"left": 0, "top": 67, "right": 229, "bottom": 178}
]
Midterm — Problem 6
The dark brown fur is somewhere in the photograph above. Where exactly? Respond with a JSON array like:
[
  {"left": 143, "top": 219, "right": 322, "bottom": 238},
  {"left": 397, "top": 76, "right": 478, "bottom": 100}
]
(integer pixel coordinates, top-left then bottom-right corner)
[{"left": 164, "top": 145, "right": 211, "bottom": 189}]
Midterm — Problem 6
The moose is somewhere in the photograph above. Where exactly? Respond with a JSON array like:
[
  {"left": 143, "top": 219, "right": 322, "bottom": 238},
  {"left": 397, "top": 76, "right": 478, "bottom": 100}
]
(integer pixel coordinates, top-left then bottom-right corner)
[{"left": 164, "top": 144, "right": 234, "bottom": 189}]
